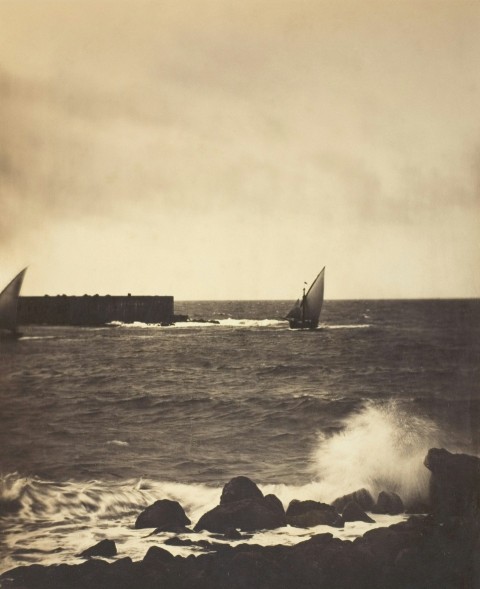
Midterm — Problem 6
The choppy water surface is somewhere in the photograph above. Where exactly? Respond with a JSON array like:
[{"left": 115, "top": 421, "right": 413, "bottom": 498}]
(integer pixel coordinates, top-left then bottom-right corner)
[{"left": 0, "top": 299, "right": 479, "bottom": 573}]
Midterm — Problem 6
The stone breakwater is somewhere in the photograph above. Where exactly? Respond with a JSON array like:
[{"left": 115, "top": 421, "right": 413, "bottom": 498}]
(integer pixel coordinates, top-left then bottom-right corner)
[
  {"left": 18, "top": 295, "right": 176, "bottom": 326},
  {"left": 1, "top": 448, "right": 479, "bottom": 589}
]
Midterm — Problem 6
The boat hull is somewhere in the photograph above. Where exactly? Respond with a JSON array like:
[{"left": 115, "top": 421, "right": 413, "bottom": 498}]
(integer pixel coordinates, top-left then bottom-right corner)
[{"left": 288, "top": 319, "right": 318, "bottom": 330}]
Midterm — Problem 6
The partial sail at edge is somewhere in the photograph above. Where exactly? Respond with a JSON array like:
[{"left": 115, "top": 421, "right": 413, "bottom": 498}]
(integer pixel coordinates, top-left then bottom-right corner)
[{"left": 0, "top": 268, "right": 28, "bottom": 332}]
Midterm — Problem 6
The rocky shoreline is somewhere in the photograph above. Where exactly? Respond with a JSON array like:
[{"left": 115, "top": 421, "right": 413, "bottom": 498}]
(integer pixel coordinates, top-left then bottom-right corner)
[{"left": 1, "top": 448, "right": 479, "bottom": 589}]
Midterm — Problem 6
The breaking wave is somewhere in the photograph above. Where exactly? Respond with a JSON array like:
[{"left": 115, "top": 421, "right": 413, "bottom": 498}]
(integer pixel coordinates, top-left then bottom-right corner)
[
  {"left": 108, "top": 319, "right": 286, "bottom": 329},
  {"left": 0, "top": 470, "right": 406, "bottom": 573},
  {"left": 310, "top": 401, "right": 441, "bottom": 504}
]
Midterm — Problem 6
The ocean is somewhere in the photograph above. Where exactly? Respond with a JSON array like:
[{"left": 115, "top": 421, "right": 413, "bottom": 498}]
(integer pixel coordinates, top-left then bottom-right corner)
[{"left": 0, "top": 299, "right": 479, "bottom": 574}]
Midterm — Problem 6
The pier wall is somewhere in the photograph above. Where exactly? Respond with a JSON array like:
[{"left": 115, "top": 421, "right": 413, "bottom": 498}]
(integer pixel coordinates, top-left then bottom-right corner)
[{"left": 18, "top": 295, "right": 175, "bottom": 326}]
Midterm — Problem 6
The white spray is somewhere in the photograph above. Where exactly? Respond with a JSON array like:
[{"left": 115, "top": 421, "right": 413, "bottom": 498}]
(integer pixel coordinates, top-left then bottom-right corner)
[{"left": 309, "top": 401, "right": 441, "bottom": 505}]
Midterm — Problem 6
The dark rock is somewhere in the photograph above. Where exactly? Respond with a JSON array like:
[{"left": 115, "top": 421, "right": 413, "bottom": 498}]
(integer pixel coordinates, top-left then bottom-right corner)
[
  {"left": 220, "top": 476, "right": 264, "bottom": 505},
  {"left": 210, "top": 529, "right": 254, "bottom": 542},
  {"left": 405, "top": 499, "right": 430, "bottom": 514},
  {"left": 210, "top": 527, "right": 244, "bottom": 540},
  {"left": 293, "top": 534, "right": 378, "bottom": 589},
  {"left": 165, "top": 537, "right": 195, "bottom": 546},
  {"left": 149, "top": 524, "right": 191, "bottom": 535},
  {"left": 102, "top": 557, "right": 136, "bottom": 589},
  {"left": 195, "top": 495, "right": 286, "bottom": 533},
  {"left": 223, "top": 527, "right": 243, "bottom": 540},
  {"left": 342, "top": 501, "right": 375, "bottom": 523},
  {"left": 424, "top": 447, "right": 480, "bottom": 518},
  {"left": 354, "top": 518, "right": 426, "bottom": 567},
  {"left": 288, "top": 533, "right": 381, "bottom": 589},
  {"left": 142, "top": 545, "right": 175, "bottom": 566},
  {"left": 332, "top": 488, "right": 375, "bottom": 513},
  {"left": 371, "top": 491, "right": 404, "bottom": 515},
  {"left": 286, "top": 499, "right": 333, "bottom": 517},
  {"left": 219, "top": 549, "right": 284, "bottom": 589},
  {"left": 135, "top": 499, "right": 191, "bottom": 529},
  {"left": 263, "top": 493, "right": 285, "bottom": 516},
  {"left": 78, "top": 539, "right": 117, "bottom": 558},
  {"left": 286, "top": 499, "right": 343, "bottom": 528},
  {"left": 75, "top": 558, "right": 111, "bottom": 586},
  {"left": 195, "top": 540, "right": 235, "bottom": 553}
]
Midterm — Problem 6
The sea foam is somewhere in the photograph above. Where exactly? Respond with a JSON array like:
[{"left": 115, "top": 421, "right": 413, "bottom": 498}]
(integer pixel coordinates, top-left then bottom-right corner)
[{"left": 310, "top": 401, "right": 441, "bottom": 504}]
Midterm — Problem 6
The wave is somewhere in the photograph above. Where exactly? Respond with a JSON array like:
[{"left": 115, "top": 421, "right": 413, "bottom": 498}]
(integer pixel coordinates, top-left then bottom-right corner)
[
  {"left": 17, "top": 335, "right": 57, "bottom": 340},
  {"left": 309, "top": 401, "right": 441, "bottom": 504},
  {"left": 324, "top": 324, "right": 372, "bottom": 330},
  {"left": 1, "top": 398, "right": 435, "bottom": 527},
  {"left": 2, "top": 399, "right": 439, "bottom": 572},
  {"left": 0, "top": 471, "right": 407, "bottom": 573},
  {"left": 108, "top": 319, "right": 287, "bottom": 329},
  {"left": 107, "top": 319, "right": 375, "bottom": 331},
  {"left": 0, "top": 475, "right": 220, "bottom": 523}
]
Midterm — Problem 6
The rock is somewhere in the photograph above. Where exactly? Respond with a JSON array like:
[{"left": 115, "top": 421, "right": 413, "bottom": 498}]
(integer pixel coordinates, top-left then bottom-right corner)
[
  {"left": 332, "top": 488, "right": 375, "bottom": 513},
  {"left": 220, "top": 476, "right": 264, "bottom": 505},
  {"left": 78, "top": 539, "right": 117, "bottom": 558},
  {"left": 102, "top": 557, "right": 136, "bottom": 589},
  {"left": 76, "top": 558, "right": 111, "bottom": 584},
  {"left": 195, "top": 495, "right": 286, "bottom": 533},
  {"left": 223, "top": 527, "right": 243, "bottom": 540},
  {"left": 165, "top": 537, "right": 194, "bottom": 546},
  {"left": 354, "top": 520, "right": 425, "bottom": 567},
  {"left": 149, "top": 524, "right": 191, "bottom": 535},
  {"left": 210, "top": 527, "right": 244, "bottom": 540},
  {"left": 286, "top": 499, "right": 343, "bottom": 528},
  {"left": 371, "top": 491, "right": 404, "bottom": 515},
  {"left": 195, "top": 478, "right": 285, "bottom": 533},
  {"left": 220, "top": 549, "right": 284, "bottom": 589},
  {"left": 135, "top": 499, "right": 191, "bottom": 530},
  {"left": 288, "top": 533, "right": 379, "bottom": 589},
  {"left": 342, "top": 501, "right": 375, "bottom": 523},
  {"left": 424, "top": 447, "right": 480, "bottom": 518},
  {"left": 2, "top": 513, "right": 480, "bottom": 589},
  {"left": 405, "top": 499, "right": 430, "bottom": 514},
  {"left": 211, "top": 528, "right": 253, "bottom": 541},
  {"left": 142, "top": 545, "right": 175, "bottom": 567},
  {"left": 263, "top": 494, "right": 285, "bottom": 517}
]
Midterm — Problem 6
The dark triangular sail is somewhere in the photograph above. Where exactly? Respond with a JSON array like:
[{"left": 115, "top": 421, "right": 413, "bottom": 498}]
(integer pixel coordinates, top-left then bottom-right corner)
[
  {"left": 285, "top": 299, "right": 302, "bottom": 321},
  {"left": 0, "top": 268, "right": 27, "bottom": 332},
  {"left": 288, "top": 267, "right": 325, "bottom": 329}
]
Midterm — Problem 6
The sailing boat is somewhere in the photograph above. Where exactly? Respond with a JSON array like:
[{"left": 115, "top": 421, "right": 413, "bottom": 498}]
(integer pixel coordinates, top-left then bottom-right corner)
[
  {"left": 0, "top": 268, "right": 27, "bottom": 338},
  {"left": 286, "top": 267, "right": 325, "bottom": 329}
]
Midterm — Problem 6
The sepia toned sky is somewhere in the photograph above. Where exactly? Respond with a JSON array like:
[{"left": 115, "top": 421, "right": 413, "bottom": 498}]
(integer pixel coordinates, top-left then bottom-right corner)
[{"left": 0, "top": 0, "right": 479, "bottom": 299}]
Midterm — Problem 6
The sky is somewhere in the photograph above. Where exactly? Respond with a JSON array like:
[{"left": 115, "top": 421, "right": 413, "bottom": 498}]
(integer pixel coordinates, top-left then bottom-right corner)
[{"left": 0, "top": 0, "right": 479, "bottom": 300}]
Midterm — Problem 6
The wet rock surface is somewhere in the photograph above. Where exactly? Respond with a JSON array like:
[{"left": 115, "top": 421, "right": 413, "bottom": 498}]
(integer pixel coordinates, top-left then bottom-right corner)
[
  {"left": 425, "top": 448, "right": 480, "bottom": 519},
  {"left": 341, "top": 501, "right": 375, "bottom": 523},
  {"left": 135, "top": 499, "right": 191, "bottom": 530},
  {"left": 194, "top": 476, "right": 286, "bottom": 533},
  {"left": 286, "top": 499, "right": 343, "bottom": 528},
  {"left": 194, "top": 495, "right": 286, "bottom": 533},
  {"left": 78, "top": 540, "right": 117, "bottom": 559},
  {"left": 332, "top": 488, "right": 375, "bottom": 513},
  {"left": 371, "top": 491, "right": 404, "bottom": 515}
]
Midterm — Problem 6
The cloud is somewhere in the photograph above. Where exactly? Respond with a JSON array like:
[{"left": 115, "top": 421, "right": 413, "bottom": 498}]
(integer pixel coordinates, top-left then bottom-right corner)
[{"left": 0, "top": 0, "right": 479, "bottom": 297}]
